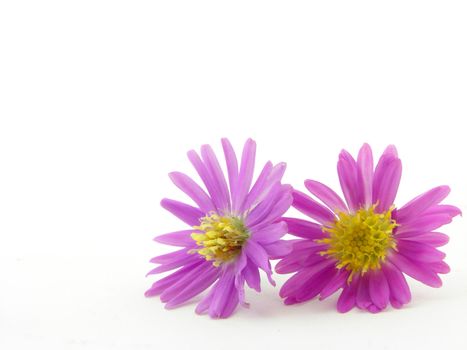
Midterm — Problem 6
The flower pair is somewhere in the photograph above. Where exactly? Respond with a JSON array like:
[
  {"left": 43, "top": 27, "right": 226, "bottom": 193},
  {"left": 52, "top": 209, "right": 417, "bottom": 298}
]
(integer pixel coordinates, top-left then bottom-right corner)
[{"left": 145, "top": 139, "right": 460, "bottom": 318}]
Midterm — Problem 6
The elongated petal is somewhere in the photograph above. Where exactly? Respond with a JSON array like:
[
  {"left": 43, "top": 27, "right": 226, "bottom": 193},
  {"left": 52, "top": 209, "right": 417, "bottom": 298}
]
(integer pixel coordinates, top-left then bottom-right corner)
[
  {"left": 357, "top": 143, "right": 374, "bottom": 208},
  {"left": 251, "top": 221, "right": 288, "bottom": 244},
  {"left": 234, "top": 138, "right": 256, "bottom": 213},
  {"left": 388, "top": 252, "right": 442, "bottom": 287},
  {"left": 337, "top": 274, "right": 360, "bottom": 313},
  {"left": 382, "top": 261, "right": 411, "bottom": 305},
  {"left": 337, "top": 150, "right": 362, "bottom": 212},
  {"left": 397, "top": 186, "right": 451, "bottom": 222},
  {"left": 221, "top": 138, "right": 238, "bottom": 198},
  {"left": 243, "top": 258, "right": 261, "bottom": 292},
  {"left": 200, "top": 144, "right": 231, "bottom": 212},
  {"left": 262, "top": 240, "right": 293, "bottom": 259},
  {"left": 397, "top": 214, "right": 454, "bottom": 234},
  {"left": 292, "top": 190, "right": 336, "bottom": 225},
  {"left": 320, "top": 268, "right": 350, "bottom": 300},
  {"left": 397, "top": 240, "right": 446, "bottom": 263},
  {"left": 147, "top": 254, "right": 199, "bottom": 275},
  {"left": 373, "top": 158, "right": 402, "bottom": 212},
  {"left": 397, "top": 231, "right": 450, "bottom": 247},
  {"left": 368, "top": 270, "right": 389, "bottom": 310},
  {"left": 160, "top": 198, "right": 204, "bottom": 226},
  {"left": 304, "top": 179, "right": 348, "bottom": 213},
  {"left": 242, "top": 161, "right": 273, "bottom": 211},
  {"left": 169, "top": 172, "right": 215, "bottom": 213},
  {"left": 244, "top": 240, "right": 275, "bottom": 285},
  {"left": 154, "top": 230, "right": 197, "bottom": 247},
  {"left": 209, "top": 266, "right": 239, "bottom": 318},
  {"left": 282, "top": 217, "right": 326, "bottom": 239}
]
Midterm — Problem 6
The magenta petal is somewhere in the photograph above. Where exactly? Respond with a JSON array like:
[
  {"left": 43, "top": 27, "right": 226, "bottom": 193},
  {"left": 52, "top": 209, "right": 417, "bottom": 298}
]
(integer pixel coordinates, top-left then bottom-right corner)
[
  {"left": 337, "top": 150, "right": 362, "bottom": 212},
  {"left": 244, "top": 240, "right": 275, "bottom": 285},
  {"left": 372, "top": 158, "right": 402, "bottom": 212},
  {"left": 195, "top": 287, "right": 215, "bottom": 315},
  {"left": 221, "top": 138, "right": 239, "bottom": 198},
  {"left": 337, "top": 274, "right": 360, "bottom": 313},
  {"left": 388, "top": 252, "right": 442, "bottom": 287},
  {"left": 382, "top": 261, "right": 411, "bottom": 305},
  {"left": 160, "top": 198, "right": 204, "bottom": 226},
  {"left": 251, "top": 221, "right": 288, "bottom": 244},
  {"left": 320, "top": 268, "right": 350, "bottom": 300},
  {"left": 243, "top": 259, "right": 261, "bottom": 292},
  {"left": 209, "top": 266, "right": 239, "bottom": 318},
  {"left": 423, "top": 204, "right": 461, "bottom": 217},
  {"left": 168, "top": 172, "right": 216, "bottom": 213},
  {"left": 304, "top": 179, "right": 348, "bottom": 213},
  {"left": 357, "top": 143, "right": 374, "bottom": 208},
  {"left": 242, "top": 161, "right": 273, "bottom": 211},
  {"left": 200, "top": 144, "right": 231, "bottom": 212},
  {"left": 397, "top": 232, "right": 450, "bottom": 247},
  {"left": 154, "top": 230, "right": 197, "bottom": 247},
  {"left": 397, "top": 240, "right": 446, "bottom": 262},
  {"left": 282, "top": 217, "right": 326, "bottom": 239},
  {"left": 292, "top": 190, "right": 336, "bottom": 225},
  {"left": 356, "top": 275, "right": 372, "bottom": 310},
  {"left": 262, "top": 240, "right": 293, "bottom": 259},
  {"left": 397, "top": 213, "right": 454, "bottom": 234},
  {"left": 427, "top": 260, "right": 450, "bottom": 274},
  {"left": 397, "top": 186, "right": 451, "bottom": 222},
  {"left": 368, "top": 270, "right": 389, "bottom": 310},
  {"left": 233, "top": 138, "right": 256, "bottom": 213}
]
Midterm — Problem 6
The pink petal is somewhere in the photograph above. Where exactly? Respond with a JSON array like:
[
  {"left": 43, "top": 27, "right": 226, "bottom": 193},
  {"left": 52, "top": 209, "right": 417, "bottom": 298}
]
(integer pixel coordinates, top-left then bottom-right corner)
[
  {"left": 397, "top": 240, "right": 446, "bottom": 263},
  {"left": 382, "top": 261, "right": 411, "bottom": 305},
  {"left": 337, "top": 274, "right": 360, "bottom": 313},
  {"left": 388, "top": 252, "right": 442, "bottom": 288},
  {"left": 397, "top": 232, "right": 450, "bottom": 247},
  {"left": 241, "top": 161, "right": 273, "bottom": 211},
  {"left": 372, "top": 158, "right": 402, "bottom": 212},
  {"left": 357, "top": 143, "right": 374, "bottom": 208},
  {"left": 221, "top": 138, "right": 239, "bottom": 198},
  {"left": 244, "top": 239, "right": 275, "bottom": 285},
  {"left": 282, "top": 217, "right": 326, "bottom": 239},
  {"left": 337, "top": 150, "right": 362, "bottom": 212},
  {"left": 320, "top": 268, "right": 350, "bottom": 300},
  {"left": 397, "top": 186, "right": 451, "bottom": 222},
  {"left": 262, "top": 240, "right": 293, "bottom": 259},
  {"left": 153, "top": 230, "right": 197, "bottom": 247},
  {"left": 168, "top": 172, "right": 216, "bottom": 213},
  {"left": 292, "top": 190, "right": 336, "bottom": 225},
  {"left": 251, "top": 221, "right": 288, "bottom": 244},
  {"left": 233, "top": 138, "right": 256, "bottom": 213},
  {"left": 304, "top": 179, "right": 348, "bottom": 213},
  {"left": 397, "top": 213, "right": 454, "bottom": 234},
  {"left": 160, "top": 198, "right": 204, "bottom": 226},
  {"left": 243, "top": 258, "right": 261, "bottom": 292},
  {"left": 368, "top": 270, "right": 389, "bottom": 310}
]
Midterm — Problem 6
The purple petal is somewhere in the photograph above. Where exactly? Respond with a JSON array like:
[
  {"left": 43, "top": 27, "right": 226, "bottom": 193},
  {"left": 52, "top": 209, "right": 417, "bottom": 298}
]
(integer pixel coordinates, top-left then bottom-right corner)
[
  {"left": 241, "top": 161, "right": 273, "bottom": 211},
  {"left": 165, "top": 265, "right": 219, "bottom": 309},
  {"left": 356, "top": 275, "right": 372, "bottom": 310},
  {"left": 168, "top": 172, "right": 215, "bottom": 213},
  {"left": 427, "top": 260, "right": 450, "bottom": 274},
  {"left": 292, "top": 190, "right": 336, "bottom": 225},
  {"left": 147, "top": 253, "right": 200, "bottom": 275},
  {"left": 187, "top": 150, "right": 225, "bottom": 212},
  {"left": 282, "top": 217, "right": 326, "bottom": 239},
  {"left": 397, "top": 213, "right": 454, "bottom": 234},
  {"left": 200, "top": 144, "right": 231, "bottom": 212},
  {"left": 149, "top": 247, "right": 192, "bottom": 264},
  {"left": 368, "top": 270, "right": 389, "bottom": 310},
  {"left": 372, "top": 158, "right": 402, "bottom": 212},
  {"left": 254, "top": 187, "right": 293, "bottom": 228},
  {"left": 262, "top": 240, "right": 293, "bottom": 259},
  {"left": 195, "top": 287, "right": 215, "bottom": 315},
  {"left": 397, "top": 231, "right": 450, "bottom": 247},
  {"left": 286, "top": 265, "right": 336, "bottom": 303},
  {"left": 397, "top": 186, "right": 451, "bottom": 222},
  {"left": 243, "top": 258, "right": 261, "bottom": 292},
  {"left": 145, "top": 260, "right": 203, "bottom": 297},
  {"left": 320, "top": 268, "right": 350, "bottom": 300},
  {"left": 396, "top": 240, "right": 446, "bottom": 263},
  {"left": 153, "top": 230, "right": 197, "bottom": 247},
  {"left": 251, "top": 221, "right": 288, "bottom": 244},
  {"left": 160, "top": 198, "right": 204, "bottom": 227},
  {"left": 244, "top": 239, "right": 275, "bottom": 285},
  {"left": 423, "top": 204, "right": 461, "bottom": 217},
  {"left": 382, "top": 260, "right": 411, "bottom": 305},
  {"left": 337, "top": 149, "right": 362, "bottom": 212},
  {"left": 337, "top": 274, "right": 360, "bottom": 313},
  {"left": 357, "top": 143, "right": 374, "bottom": 208},
  {"left": 209, "top": 266, "right": 239, "bottom": 318},
  {"left": 388, "top": 252, "right": 442, "bottom": 287},
  {"left": 233, "top": 138, "right": 256, "bottom": 213},
  {"left": 304, "top": 179, "right": 348, "bottom": 213},
  {"left": 221, "top": 138, "right": 239, "bottom": 199}
]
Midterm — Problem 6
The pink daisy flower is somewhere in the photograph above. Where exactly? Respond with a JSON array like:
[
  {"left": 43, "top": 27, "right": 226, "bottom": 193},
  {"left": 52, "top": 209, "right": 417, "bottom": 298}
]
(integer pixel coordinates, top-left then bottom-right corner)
[
  {"left": 146, "top": 138, "right": 293, "bottom": 318},
  {"left": 277, "top": 144, "right": 460, "bottom": 313}
]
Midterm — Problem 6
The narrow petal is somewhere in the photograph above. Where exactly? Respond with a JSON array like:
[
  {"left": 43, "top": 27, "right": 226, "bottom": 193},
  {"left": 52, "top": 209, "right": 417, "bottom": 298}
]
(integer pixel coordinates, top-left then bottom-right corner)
[
  {"left": 397, "top": 186, "right": 451, "bottom": 222},
  {"left": 244, "top": 239, "right": 275, "bottom": 285},
  {"left": 382, "top": 260, "right": 411, "bottom": 305},
  {"left": 397, "top": 214, "right": 454, "bottom": 234},
  {"left": 282, "top": 217, "right": 326, "bottom": 239},
  {"left": 160, "top": 198, "right": 204, "bottom": 226},
  {"left": 233, "top": 138, "right": 256, "bottom": 213},
  {"left": 209, "top": 266, "right": 239, "bottom": 318},
  {"left": 356, "top": 275, "right": 372, "bottom": 310},
  {"left": 368, "top": 270, "right": 389, "bottom": 310},
  {"left": 200, "top": 144, "right": 231, "bottom": 212},
  {"left": 337, "top": 150, "right": 362, "bottom": 212},
  {"left": 168, "top": 172, "right": 215, "bottom": 213},
  {"left": 336, "top": 275, "right": 360, "bottom": 313},
  {"left": 251, "top": 221, "right": 288, "bottom": 244},
  {"left": 287, "top": 265, "right": 336, "bottom": 303},
  {"left": 243, "top": 258, "right": 261, "bottom": 292},
  {"left": 147, "top": 254, "right": 200, "bottom": 275},
  {"left": 427, "top": 260, "right": 450, "bottom": 274},
  {"left": 292, "top": 190, "right": 336, "bottom": 225},
  {"left": 304, "top": 179, "right": 348, "bottom": 213},
  {"left": 320, "top": 268, "right": 350, "bottom": 300},
  {"left": 221, "top": 138, "right": 239, "bottom": 198},
  {"left": 149, "top": 247, "right": 191, "bottom": 264},
  {"left": 423, "top": 204, "right": 461, "bottom": 218},
  {"left": 357, "top": 143, "right": 374, "bottom": 208},
  {"left": 373, "top": 158, "right": 402, "bottom": 212},
  {"left": 242, "top": 161, "right": 273, "bottom": 211},
  {"left": 262, "top": 240, "right": 293, "bottom": 259},
  {"left": 396, "top": 240, "right": 446, "bottom": 263},
  {"left": 153, "top": 230, "right": 197, "bottom": 247},
  {"left": 397, "top": 232, "right": 449, "bottom": 247},
  {"left": 388, "top": 252, "right": 442, "bottom": 287}
]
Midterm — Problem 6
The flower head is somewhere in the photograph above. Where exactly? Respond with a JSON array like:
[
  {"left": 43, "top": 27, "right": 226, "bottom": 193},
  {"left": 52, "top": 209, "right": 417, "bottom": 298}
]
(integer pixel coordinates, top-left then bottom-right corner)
[
  {"left": 277, "top": 144, "right": 460, "bottom": 313},
  {"left": 146, "top": 138, "right": 292, "bottom": 318}
]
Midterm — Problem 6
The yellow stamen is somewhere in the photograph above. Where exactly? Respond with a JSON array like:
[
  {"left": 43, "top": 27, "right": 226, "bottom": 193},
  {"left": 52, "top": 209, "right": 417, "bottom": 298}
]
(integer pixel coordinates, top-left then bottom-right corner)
[
  {"left": 190, "top": 213, "right": 249, "bottom": 267},
  {"left": 317, "top": 205, "right": 397, "bottom": 282}
]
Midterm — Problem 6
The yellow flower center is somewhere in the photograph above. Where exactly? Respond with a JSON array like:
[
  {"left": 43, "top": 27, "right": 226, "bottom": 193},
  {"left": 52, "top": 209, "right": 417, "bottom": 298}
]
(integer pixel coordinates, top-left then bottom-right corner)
[
  {"left": 191, "top": 213, "right": 249, "bottom": 267},
  {"left": 318, "top": 205, "right": 397, "bottom": 280}
]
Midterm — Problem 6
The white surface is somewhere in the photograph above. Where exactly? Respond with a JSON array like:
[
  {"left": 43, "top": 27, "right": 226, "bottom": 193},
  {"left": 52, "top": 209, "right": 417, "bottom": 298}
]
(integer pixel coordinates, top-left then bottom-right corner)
[{"left": 1, "top": 1, "right": 466, "bottom": 349}]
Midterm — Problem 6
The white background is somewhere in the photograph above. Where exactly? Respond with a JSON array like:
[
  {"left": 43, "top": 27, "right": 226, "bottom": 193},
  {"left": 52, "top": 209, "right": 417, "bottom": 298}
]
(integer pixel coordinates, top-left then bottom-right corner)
[{"left": 1, "top": 1, "right": 466, "bottom": 349}]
